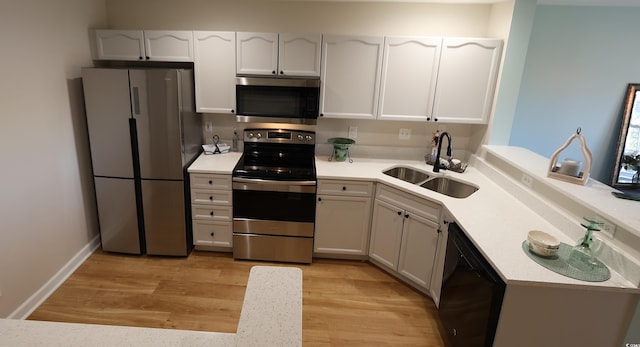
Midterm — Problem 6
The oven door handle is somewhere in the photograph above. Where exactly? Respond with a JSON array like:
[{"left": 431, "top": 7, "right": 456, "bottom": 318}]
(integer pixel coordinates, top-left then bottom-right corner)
[{"left": 232, "top": 177, "right": 317, "bottom": 193}]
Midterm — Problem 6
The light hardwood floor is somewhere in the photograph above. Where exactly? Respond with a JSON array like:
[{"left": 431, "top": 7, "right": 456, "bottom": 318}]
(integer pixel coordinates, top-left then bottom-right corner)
[{"left": 29, "top": 250, "right": 446, "bottom": 346}]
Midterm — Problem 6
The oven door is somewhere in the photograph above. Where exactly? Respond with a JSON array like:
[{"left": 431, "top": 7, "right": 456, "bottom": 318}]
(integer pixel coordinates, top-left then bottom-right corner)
[{"left": 232, "top": 178, "right": 316, "bottom": 237}]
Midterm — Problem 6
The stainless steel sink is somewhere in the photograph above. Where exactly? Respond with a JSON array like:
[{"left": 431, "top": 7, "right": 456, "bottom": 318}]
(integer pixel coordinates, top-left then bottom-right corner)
[
  {"left": 420, "top": 176, "right": 478, "bottom": 199},
  {"left": 383, "top": 167, "right": 431, "bottom": 184}
]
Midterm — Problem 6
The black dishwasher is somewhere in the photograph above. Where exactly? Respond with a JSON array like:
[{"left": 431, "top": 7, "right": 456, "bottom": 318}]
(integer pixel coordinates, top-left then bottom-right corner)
[{"left": 438, "top": 222, "right": 505, "bottom": 347}]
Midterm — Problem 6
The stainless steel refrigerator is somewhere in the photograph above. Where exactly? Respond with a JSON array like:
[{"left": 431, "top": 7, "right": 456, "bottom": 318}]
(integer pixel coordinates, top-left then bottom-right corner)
[{"left": 82, "top": 68, "right": 201, "bottom": 256}]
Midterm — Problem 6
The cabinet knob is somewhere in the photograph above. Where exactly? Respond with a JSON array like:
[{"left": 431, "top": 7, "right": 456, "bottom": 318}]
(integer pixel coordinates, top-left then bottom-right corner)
[
  {"left": 231, "top": 109, "right": 235, "bottom": 114},
  {"left": 208, "top": 180, "right": 213, "bottom": 184},
  {"left": 342, "top": 186, "right": 346, "bottom": 191},
  {"left": 320, "top": 113, "right": 324, "bottom": 117},
  {"left": 443, "top": 220, "right": 449, "bottom": 224},
  {"left": 434, "top": 118, "right": 439, "bottom": 122},
  {"left": 397, "top": 211, "right": 402, "bottom": 216},
  {"left": 318, "top": 197, "right": 322, "bottom": 202},
  {"left": 210, "top": 232, "right": 214, "bottom": 237},
  {"left": 427, "top": 117, "right": 431, "bottom": 121},
  {"left": 404, "top": 213, "right": 409, "bottom": 219},
  {"left": 209, "top": 196, "right": 213, "bottom": 200},
  {"left": 145, "top": 56, "right": 150, "bottom": 60},
  {"left": 138, "top": 56, "right": 143, "bottom": 60},
  {"left": 271, "top": 70, "right": 276, "bottom": 75},
  {"left": 280, "top": 71, "right": 284, "bottom": 75},
  {"left": 210, "top": 211, "right": 214, "bottom": 216}
]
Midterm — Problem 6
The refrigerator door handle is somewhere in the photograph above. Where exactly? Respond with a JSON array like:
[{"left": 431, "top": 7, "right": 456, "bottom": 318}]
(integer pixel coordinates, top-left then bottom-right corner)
[{"left": 132, "top": 86, "right": 141, "bottom": 115}]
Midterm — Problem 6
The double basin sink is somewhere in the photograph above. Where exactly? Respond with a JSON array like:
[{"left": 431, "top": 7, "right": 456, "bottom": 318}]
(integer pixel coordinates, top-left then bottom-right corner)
[{"left": 383, "top": 166, "right": 478, "bottom": 198}]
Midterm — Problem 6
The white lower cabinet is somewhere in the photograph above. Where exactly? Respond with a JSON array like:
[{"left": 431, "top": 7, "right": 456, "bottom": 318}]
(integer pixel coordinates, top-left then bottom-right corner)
[
  {"left": 190, "top": 173, "right": 233, "bottom": 250},
  {"left": 314, "top": 179, "right": 373, "bottom": 257},
  {"left": 369, "top": 184, "right": 441, "bottom": 291}
]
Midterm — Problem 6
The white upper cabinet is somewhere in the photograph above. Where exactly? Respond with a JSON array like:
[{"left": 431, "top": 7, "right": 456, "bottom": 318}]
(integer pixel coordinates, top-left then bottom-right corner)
[
  {"left": 432, "top": 38, "right": 503, "bottom": 124},
  {"left": 236, "top": 32, "right": 279, "bottom": 75},
  {"left": 236, "top": 32, "right": 321, "bottom": 77},
  {"left": 95, "top": 30, "right": 194, "bottom": 62},
  {"left": 378, "top": 36, "right": 442, "bottom": 122},
  {"left": 278, "top": 33, "right": 322, "bottom": 77},
  {"left": 143, "top": 30, "right": 194, "bottom": 62},
  {"left": 95, "top": 30, "right": 145, "bottom": 61},
  {"left": 193, "top": 31, "right": 236, "bottom": 114},
  {"left": 320, "top": 35, "right": 384, "bottom": 120}
]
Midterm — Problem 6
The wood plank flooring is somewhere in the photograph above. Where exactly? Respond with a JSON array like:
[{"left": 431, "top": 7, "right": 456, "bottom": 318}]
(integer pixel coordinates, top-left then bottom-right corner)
[{"left": 28, "top": 250, "right": 445, "bottom": 346}]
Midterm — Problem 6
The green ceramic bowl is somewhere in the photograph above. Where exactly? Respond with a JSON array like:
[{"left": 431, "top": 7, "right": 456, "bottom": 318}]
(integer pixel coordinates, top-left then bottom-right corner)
[
  {"left": 328, "top": 138, "right": 355, "bottom": 161},
  {"left": 328, "top": 137, "right": 355, "bottom": 149}
]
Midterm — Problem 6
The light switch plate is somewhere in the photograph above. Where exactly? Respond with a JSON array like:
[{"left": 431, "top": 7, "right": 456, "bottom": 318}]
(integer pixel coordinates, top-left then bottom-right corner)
[
  {"left": 205, "top": 121, "right": 213, "bottom": 132},
  {"left": 399, "top": 128, "right": 411, "bottom": 140}
]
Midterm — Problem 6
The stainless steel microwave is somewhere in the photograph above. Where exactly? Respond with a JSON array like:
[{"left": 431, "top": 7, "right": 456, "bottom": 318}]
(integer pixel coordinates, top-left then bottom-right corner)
[{"left": 235, "top": 77, "right": 320, "bottom": 125}]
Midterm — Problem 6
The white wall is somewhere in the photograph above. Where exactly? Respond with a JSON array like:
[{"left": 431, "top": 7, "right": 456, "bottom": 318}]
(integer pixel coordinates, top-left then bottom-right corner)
[
  {"left": 105, "top": 0, "right": 511, "bottom": 161},
  {"left": 509, "top": 5, "right": 640, "bottom": 183},
  {"left": 0, "top": 0, "right": 106, "bottom": 317}
]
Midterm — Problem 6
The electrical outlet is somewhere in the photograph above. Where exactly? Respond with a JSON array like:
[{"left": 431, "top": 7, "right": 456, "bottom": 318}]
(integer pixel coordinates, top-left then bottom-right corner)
[
  {"left": 595, "top": 216, "right": 616, "bottom": 238},
  {"left": 399, "top": 128, "right": 411, "bottom": 140},
  {"left": 348, "top": 126, "right": 358, "bottom": 139},
  {"left": 521, "top": 174, "right": 533, "bottom": 188},
  {"left": 205, "top": 121, "right": 213, "bottom": 132}
]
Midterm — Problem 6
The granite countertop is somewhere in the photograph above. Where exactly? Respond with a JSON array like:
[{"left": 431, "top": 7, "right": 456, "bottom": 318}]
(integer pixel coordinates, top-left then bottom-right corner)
[
  {"left": 0, "top": 266, "right": 302, "bottom": 346},
  {"left": 186, "top": 149, "right": 640, "bottom": 292}
]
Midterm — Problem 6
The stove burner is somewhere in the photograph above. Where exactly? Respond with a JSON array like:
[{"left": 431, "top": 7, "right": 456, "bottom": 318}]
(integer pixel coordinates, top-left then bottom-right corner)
[{"left": 232, "top": 128, "right": 317, "bottom": 182}]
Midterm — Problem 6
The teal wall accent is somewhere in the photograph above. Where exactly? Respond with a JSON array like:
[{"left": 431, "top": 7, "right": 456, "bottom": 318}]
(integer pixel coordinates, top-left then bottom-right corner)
[{"left": 509, "top": 5, "right": 640, "bottom": 183}]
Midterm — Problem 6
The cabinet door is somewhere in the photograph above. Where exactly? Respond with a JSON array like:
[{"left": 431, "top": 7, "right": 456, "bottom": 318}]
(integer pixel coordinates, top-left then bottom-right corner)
[
  {"left": 143, "top": 30, "right": 194, "bottom": 62},
  {"left": 378, "top": 36, "right": 442, "bottom": 122},
  {"left": 193, "top": 31, "right": 236, "bottom": 114},
  {"left": 433, "top": 38, "right": 503, "bottom": 124},
  {"left": 314, "top": 195, "right": 371, "bottom": 256},
  {"left": 95, "top": 30, "right": 145, "bottom": 61},
  {"left": 236, "top": 32, "right": 278, "bottom": 75},
  {"left": 398, "top": 212, "right": 440, "bottom": 289},
  {"left": 369, "top": 199, "right": 404, "bottom": 270},
  {"left": 320, "top": 35, "right": 384, "bottom": 120},
  {"left": 278, "top": 33, "right": 322, "bottom": 77}
]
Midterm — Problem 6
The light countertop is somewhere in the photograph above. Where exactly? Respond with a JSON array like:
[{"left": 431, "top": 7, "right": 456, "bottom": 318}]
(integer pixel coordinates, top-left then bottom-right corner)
[
  {"left": 0, "top": 319, "right": 235, "bottom": 346},
  {"left": 187, "top": 149, "right": 640, "bottom": 292},
  {"left": 1, "top": 266, "right": 301, "bottom": 346}
]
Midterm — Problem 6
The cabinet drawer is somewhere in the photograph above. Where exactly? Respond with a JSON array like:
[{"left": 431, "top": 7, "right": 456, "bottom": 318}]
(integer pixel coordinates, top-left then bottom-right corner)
[
  {"left": 190, "top": 173, "right": 232, "bottom": 190},
  {"left": 376, "top": 184, "right": 440, "bottom": 221},
  {"left": 191, "top": 188, "right": 232, "bottom": 205},
  {"left": 193, "top": 220, "right": 232, "bottom": 248},
  {"left": 317, "top": 179, "right": 373, "bottom": 196},
  {"left": 192, "top": 204, "right": 232, "bottom": 221}
]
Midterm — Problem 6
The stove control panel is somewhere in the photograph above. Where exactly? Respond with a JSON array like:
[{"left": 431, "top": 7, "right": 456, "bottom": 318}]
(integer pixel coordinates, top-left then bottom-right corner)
[{"left": 244, "top": 129, "right": 315, "bottom": 145}]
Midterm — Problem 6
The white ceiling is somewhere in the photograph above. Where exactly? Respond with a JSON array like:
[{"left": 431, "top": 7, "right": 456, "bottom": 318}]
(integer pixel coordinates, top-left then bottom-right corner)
[{"left": 289, "top": 0, "right": 640, "bottom": 6}]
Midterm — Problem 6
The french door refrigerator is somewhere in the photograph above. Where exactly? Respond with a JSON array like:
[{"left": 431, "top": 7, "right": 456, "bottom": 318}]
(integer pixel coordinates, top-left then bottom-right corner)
[{"left": 82, "top": 68, "right": 201, "bottom": 256}]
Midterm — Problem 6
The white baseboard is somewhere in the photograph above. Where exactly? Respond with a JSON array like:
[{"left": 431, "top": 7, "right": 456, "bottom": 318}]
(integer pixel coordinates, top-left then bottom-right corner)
[{"left": 9, "top": 235, "right": 101, "bottom": 320}]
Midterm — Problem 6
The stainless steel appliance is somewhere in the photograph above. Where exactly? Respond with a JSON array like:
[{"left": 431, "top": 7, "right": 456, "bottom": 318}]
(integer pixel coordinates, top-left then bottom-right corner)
[
  {"left": 235, "top": 77, "right": 320, "bottom": 124},
  {"left": 439, "top": 222, "right": 505, "bottom": 347},
  {"left": 232, "top": 129, "right": 317, "bottom": 263},
  {"left": 82, "top": 68, "right": 201, "bottom": 256}
]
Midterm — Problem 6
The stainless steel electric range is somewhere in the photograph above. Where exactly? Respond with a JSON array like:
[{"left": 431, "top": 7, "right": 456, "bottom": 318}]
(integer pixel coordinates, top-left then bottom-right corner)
[{"left": 232, "top": 128, "right": 317, "bottom": 263}]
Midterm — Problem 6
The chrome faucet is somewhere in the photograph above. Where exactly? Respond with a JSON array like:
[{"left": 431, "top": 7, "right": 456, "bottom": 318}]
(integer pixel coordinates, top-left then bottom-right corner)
[{"left": 433, "top": 132, "right": 452, "bottom": 173}]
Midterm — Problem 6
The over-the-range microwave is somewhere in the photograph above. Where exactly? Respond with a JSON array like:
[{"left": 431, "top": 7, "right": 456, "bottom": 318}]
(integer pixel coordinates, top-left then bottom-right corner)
[{"left": 235, "top": 76, "right": 320, "bottom": 125}]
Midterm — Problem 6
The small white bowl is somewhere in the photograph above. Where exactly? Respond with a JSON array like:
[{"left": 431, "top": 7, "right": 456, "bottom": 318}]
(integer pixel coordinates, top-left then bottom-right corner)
[
  {"left": 528, "top": 241, "right": 559, "bottom": 257},
  {"left": 527, "top": 230, "right": 560, "bottom": 257}
]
